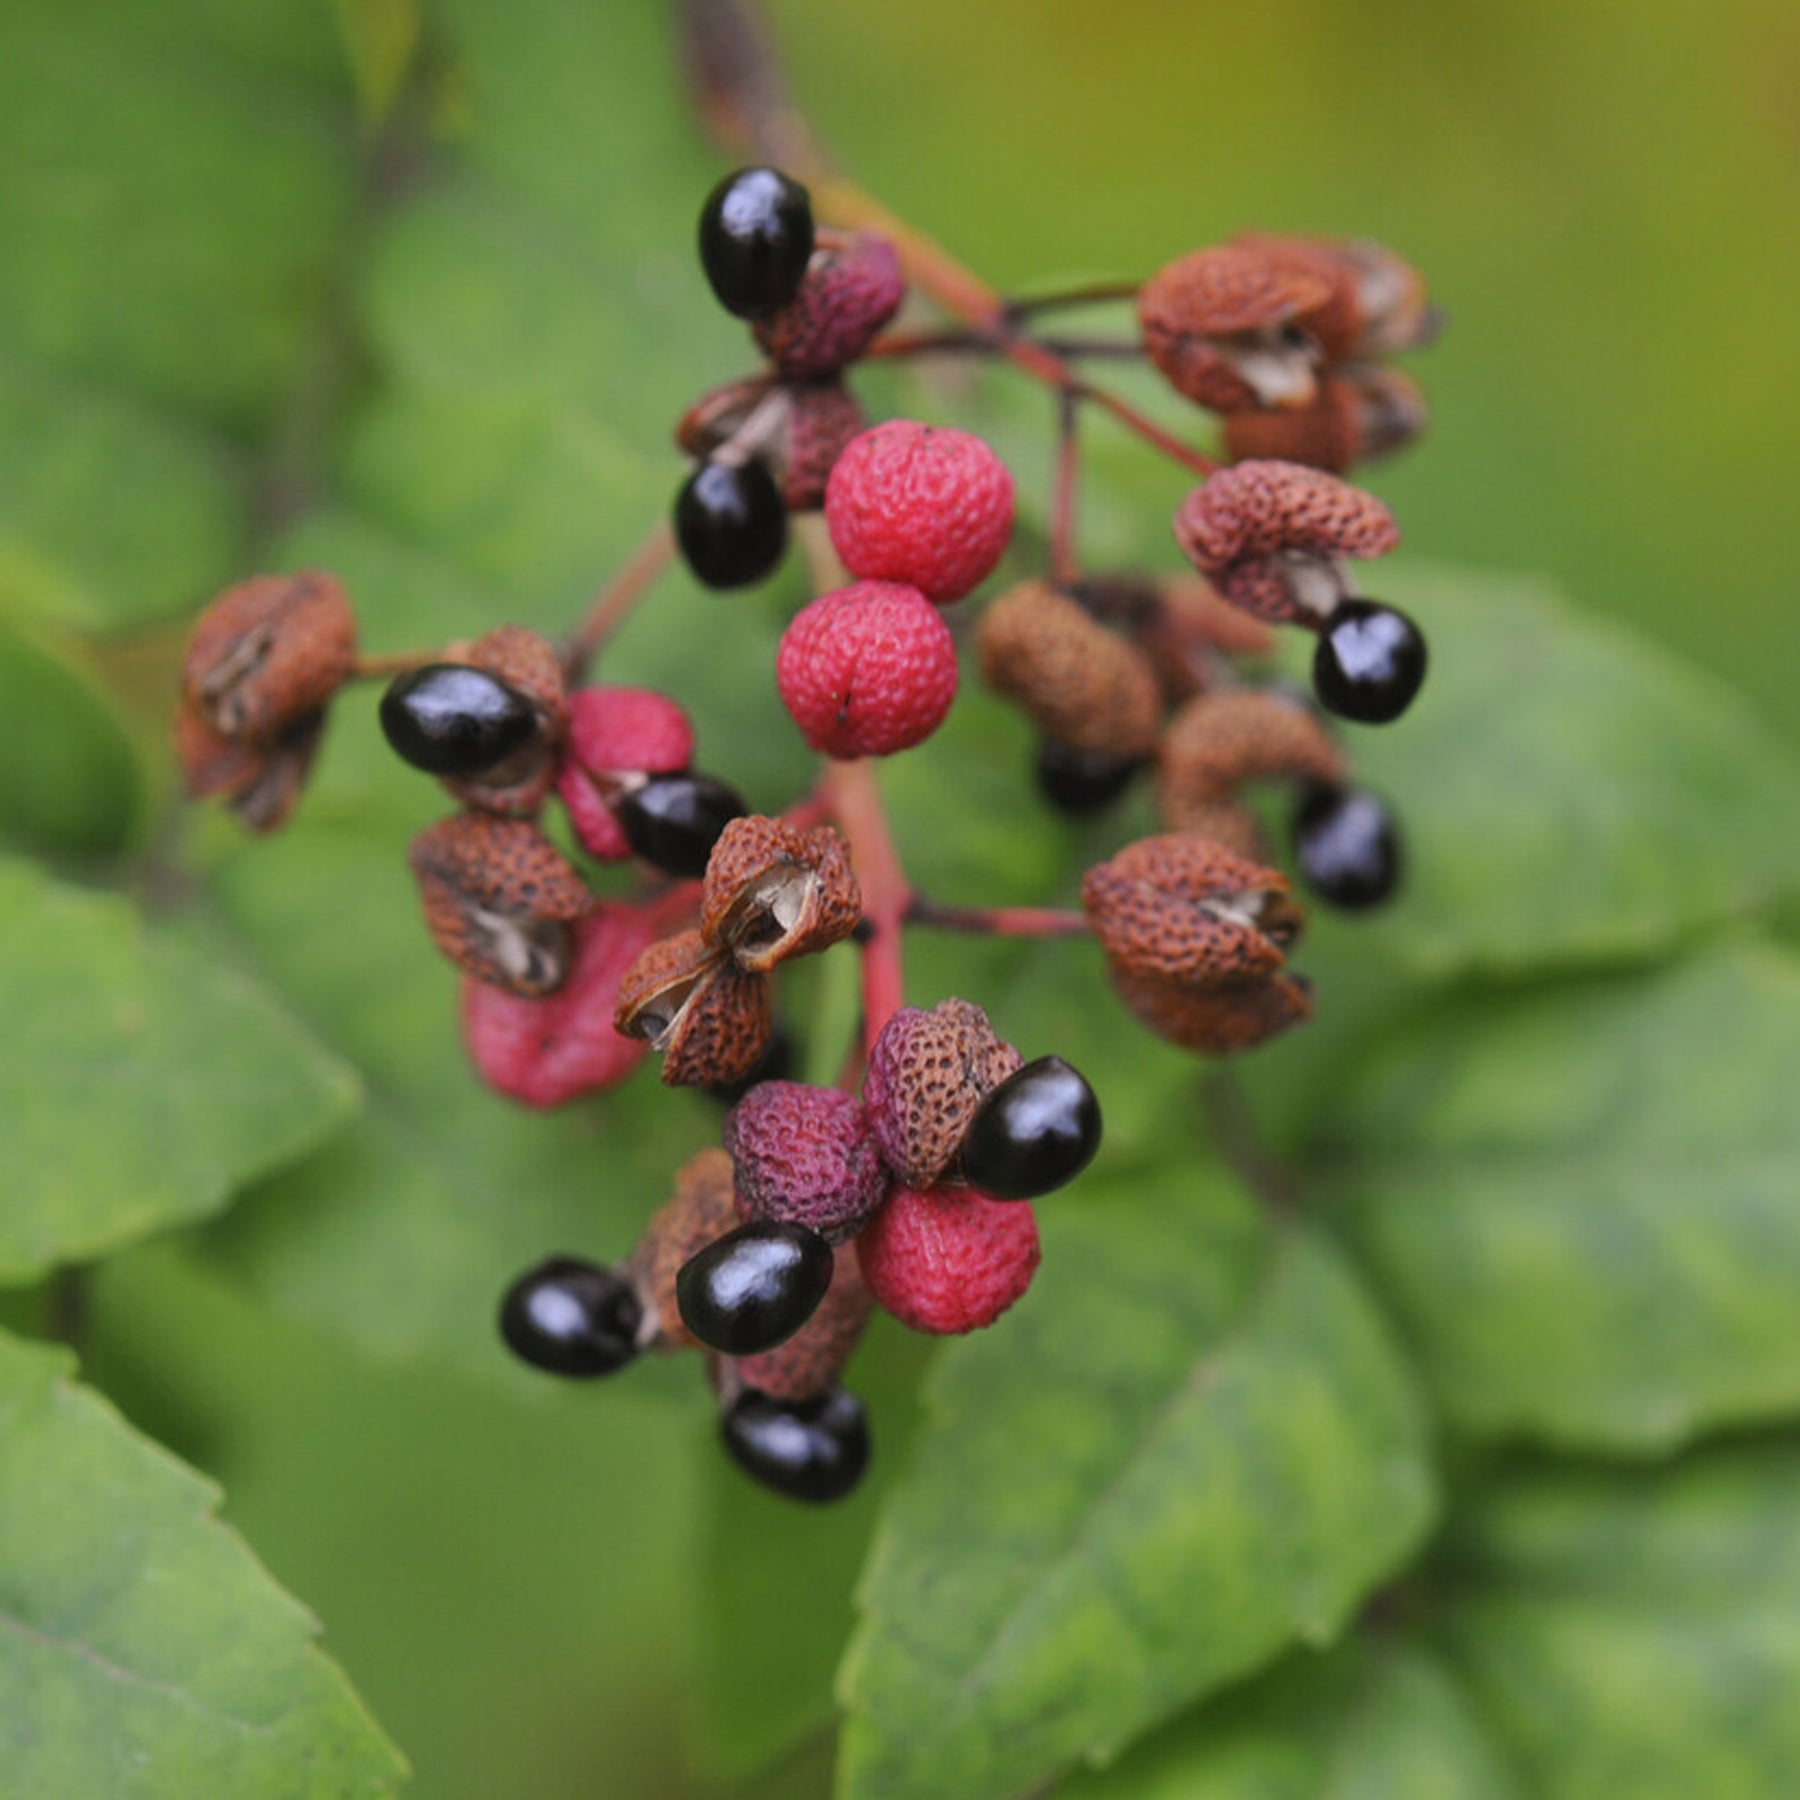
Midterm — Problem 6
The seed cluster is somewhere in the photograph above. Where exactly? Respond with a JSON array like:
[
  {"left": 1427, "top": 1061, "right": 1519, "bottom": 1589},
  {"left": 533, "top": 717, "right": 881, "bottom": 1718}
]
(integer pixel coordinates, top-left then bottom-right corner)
[{"left": 173, "top": 162, "right": 1441, "bottom": 1503}]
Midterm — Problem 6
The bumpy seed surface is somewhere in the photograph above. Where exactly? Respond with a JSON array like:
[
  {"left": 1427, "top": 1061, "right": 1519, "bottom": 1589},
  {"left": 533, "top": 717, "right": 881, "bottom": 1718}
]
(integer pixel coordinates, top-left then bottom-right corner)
[
  {"left": 862, "top": 999, "right": 1023, "bottom": 1189},
  {"left": 824, "top": 421, "right": 1014, "bottom": 603},
  {"left": 725, "top": 1081, "right": 890, "bottom": 1243},
  {"left": 857, "top": 1183, "right": 1040, "bottom": 1335},
  {"left": 753, "top": 233, "right": 905, "bottom": 379},
  {"left": 776, "top": 581, "right": 957, "bottom": 759}
]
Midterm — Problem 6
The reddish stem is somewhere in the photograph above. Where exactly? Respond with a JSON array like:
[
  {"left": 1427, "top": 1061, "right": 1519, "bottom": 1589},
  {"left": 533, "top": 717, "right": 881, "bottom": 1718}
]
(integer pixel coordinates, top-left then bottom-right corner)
[
  {"left": 905, "top": 898, "right": 1091, "bottom": 939},
  {"left": 824, "top": 758, "right": 909, "bottom": 1058},
  {"left": 564, "top": 519, "right": 678, "bottom": 678}
]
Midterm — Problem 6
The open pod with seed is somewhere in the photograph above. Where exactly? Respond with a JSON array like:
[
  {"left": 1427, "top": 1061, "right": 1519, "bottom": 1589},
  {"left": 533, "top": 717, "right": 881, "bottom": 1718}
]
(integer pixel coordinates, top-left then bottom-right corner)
[
  {"left": 436, "top": 624, "right": 569, "bottom": 816},
  {"left": 626, "top": 1148, "right": 743, "bottom": 1350},
  {"left": 715, "top": 1245, "right": 875, "bottom": 1404},
  {"left": 700, "top": 815, "right": 862, "bottom": 972},
  {"left": 174, "top": 701, "right": 326, "bottom": 835},
  {"left": 1223, "top": 366, "right": 1428, "bottom": 474},
  {"left": 408, "top": 814, "right": 591, "bottom": 997},
  {"left": 1081, "top": 833, "right": 1305, "bottom": 987},
  {"left": 1174, "top": 459, "right": 1400, "bottom": 626},
  {"left": 613, "top": 928, "right": 774, "bottom": 1087}
]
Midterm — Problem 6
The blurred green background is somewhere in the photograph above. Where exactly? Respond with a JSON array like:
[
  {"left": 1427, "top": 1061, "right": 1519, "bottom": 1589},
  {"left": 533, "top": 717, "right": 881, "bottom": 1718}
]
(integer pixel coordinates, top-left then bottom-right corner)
[{"left": 8, "top": 0, "right": 1799, "bottom": 1796}]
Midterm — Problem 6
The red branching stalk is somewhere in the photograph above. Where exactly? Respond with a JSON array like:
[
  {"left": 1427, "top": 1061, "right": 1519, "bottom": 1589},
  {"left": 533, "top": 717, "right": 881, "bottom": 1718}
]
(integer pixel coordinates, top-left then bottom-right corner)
[
  {"left": 825, "top": 757, "right": 908, "bottom": 1061},
  {"left": 905, "top": 898, "right": 1091, "bottom": 940}
]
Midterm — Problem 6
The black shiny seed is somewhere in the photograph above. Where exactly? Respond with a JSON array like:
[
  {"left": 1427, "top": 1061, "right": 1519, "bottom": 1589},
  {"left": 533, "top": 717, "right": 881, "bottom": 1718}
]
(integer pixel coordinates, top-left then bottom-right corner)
[
  {"left": 721, "top": 1386, "right": 870, "bottom": 1504},
  {"left": 698, "top": 166, "right": 815, "bottom": 318},
  {"left": 498, "top": 1257, "right": 641, "bottom": 1378},
  {"left": 380, "top": 664, "right": 538, "bottom": 777},
  {"left": 960, "top": 1055, "right": 1103, "bottom": 1201},
  {"left": 707, "top": 1019, "right": 796, "bottom": 1106},
  {"left": 1032, "top": 739, "right": 1143, "bottom": 817},
  {"left": 1312, "top": 599, "right": 1428, "bottom": 725},
  {"left": 1292, "top": 782, "right": 1402, "bottom": 910},
  {"left": 677, "top": 1221, "right": 835, "bottom": 1356},
  {"left": 674, "top": 460, "right": 789, "bottom": 590},
  {"left": 614, "top": 770, "right": 748, "bottom": 878}
]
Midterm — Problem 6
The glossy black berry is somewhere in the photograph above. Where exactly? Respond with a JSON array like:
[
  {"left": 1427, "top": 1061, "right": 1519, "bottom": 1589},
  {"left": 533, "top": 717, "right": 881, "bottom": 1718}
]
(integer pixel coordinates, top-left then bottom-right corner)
[
  {"left": 1312, "top": 599, "right": 1428, "bottom": 725},
  {"left": 698, "top": 166, "right": 815, "bottom": 318},
  {"left": 674, "top": 460, "right": 789, "bottom": 590},
  {"left": 721, "top": 1386, "right": 870, "bottom": 1504},
  {"left": 1292, "top": 782, "right": 1403, "bottom": 910},
  {"left": 498, "top": 1257, "right": 641, "bottom": 1378},
  {"left": 380, "top": 664, "right": 537, "bottom": 777},
  {"left": 960, "top": 1055, "right": 1103, "bottom": 1200},
  {"left": 614, "top": 770, "right": 748, "bottom": 878},
  {"left": 1032, "top": 739, "right": 1143, "bottom": 817},
  {"left": 708, "top": 1019, "right": 796, "bottom": 1105},
  {"left": 676, "top": 1221, "right": 834, "bottom": 1356}
]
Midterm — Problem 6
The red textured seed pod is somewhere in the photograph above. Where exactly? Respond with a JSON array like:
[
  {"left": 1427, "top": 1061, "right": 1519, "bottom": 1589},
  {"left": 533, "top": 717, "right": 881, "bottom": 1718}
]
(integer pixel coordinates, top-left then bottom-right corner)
[
  {"left": 783, "top": 380, "right": 868, "bottom": 511},
  {"left": 460, "top": 903, "right": 658, "bottom": 1107},
  {"left": 727, "top": 1244, "right": 874, "bottom": 1401},
  {"left": 1173, "top": 460, "right": 1400, "bottom": 625},
  {"left": 628, "top": 1148, "right": 743, "bottom": 1350},
  {"left": 1138, "top": 246, "right": 1331, "bottom": 413},
  {"left": 857, "top": 1183, "right": 1040, "bottom": 1335},
  {"left": 556, "top": 686, "right": 695, "bottom": 860},
  {"left": 408, "top": 814, "right": 592, "bottom": 996},
  {"left": 174, "top": 698, "right": 325, "bottom": 834},
  {"left": 1081, "top": 833, "right": 1304, "bottom": 987},
  {"left": 441, "top": 624, "right": 570, "bottom": 818},
  {"left": 180, "top": 569, "right": 355, "bottom": 744},
  {"left": 975, "top": 581, "right": 1164, "bottom": 759},
  {"left": 752, "top": 232, "right": 905, "bottom": 379},
  {"left": 776, "top": 580, "right": 958, "bottom": 759},
  {"left": 700, "top": 815, "right": 861, "bottom": 972},
  {"left": 862, "top": 999, "right": 1023, "bottom": 1191},
  {"left": 824, "top": 421, "right": 1014, "bottom": 603},
  {"left": 725, "top": 1081, "right": 890, "bottom": 1244}
]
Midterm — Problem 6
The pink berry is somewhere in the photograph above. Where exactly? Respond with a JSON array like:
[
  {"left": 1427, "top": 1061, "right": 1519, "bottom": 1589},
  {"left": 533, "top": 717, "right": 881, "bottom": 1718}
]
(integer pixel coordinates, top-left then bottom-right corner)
[
  {"left": 725, "top": 1081, "right": 890, "bottom": 1243},
  {"left": 555, "top": 687, "right": 694, "bottom": 859},
  {"left": 776, "top": 580, "right": 957, "bottom": 759},
  {"left": 856, "top": 1183, "right": 1040, "bottom": 1334},
  {"left": 824, "top": 421, "right": 1014, "bottom": 603},
  {"left": 461, "top": 904, "right": 658, "bottom": 1107}
]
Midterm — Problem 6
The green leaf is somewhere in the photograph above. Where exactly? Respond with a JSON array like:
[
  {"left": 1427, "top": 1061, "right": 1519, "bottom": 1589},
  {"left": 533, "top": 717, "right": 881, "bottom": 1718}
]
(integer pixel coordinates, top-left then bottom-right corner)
[
  {"left": 1333, "top": 566, "right": 1800, "bottom": 978},
  {"left": 0, "top": 614, "right": 143, "bottom": 856},
  {"left": 0, "top": 860, "right": 360, "bottom": 1283},
  {"left": 0, "top": 1327, "right": 406, "bottom": 1797},
  {"left": 1317, "top": 940, "right": 1800, "bottom": 1451},
  {"left": 836, "top": 1168, "right": 1435, "bottom": 1800},
  {"left": 1438, "top": 1442, "right": 1800, "bottom": 1799},
  {"left": 1060, "top": 1640, "right": 1526, "bottom": 1800}
]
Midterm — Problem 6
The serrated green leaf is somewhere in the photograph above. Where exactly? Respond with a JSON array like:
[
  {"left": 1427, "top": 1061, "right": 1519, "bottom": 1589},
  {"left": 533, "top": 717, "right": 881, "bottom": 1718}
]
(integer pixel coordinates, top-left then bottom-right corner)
[
  {"left": 0, "top": 859, "right": 360, "bottom": 1283},
  {"left": 0, "top": 1327, "right": 406, "bottom": 1797},
  {"left": 1331, "top": 566, "right": 1800, "bottom": 978},
  {"left": 1317, "top": 940, "right": 1800, "bottom": 1451},
  {"left": 836, "top": 1169, "right": 1435, "bottom": 1800},
  {"left": 0, "top": 614, "right": 143, "bottom": 856},
  {"left": 1061, "top": 1640, "right": 1526, "bottom": 1800},
  {"left": 1437, "top": 1442, "right": 1800, "bottom": 1800}
]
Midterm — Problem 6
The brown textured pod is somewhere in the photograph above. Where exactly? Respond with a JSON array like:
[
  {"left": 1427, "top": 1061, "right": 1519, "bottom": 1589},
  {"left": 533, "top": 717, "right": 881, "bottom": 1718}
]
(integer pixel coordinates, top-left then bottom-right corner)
[
  {"left": 1174, "top": 460, "right": 1400, "bottom": 625},
  {"left": 975, "top": 581, "right": 1164, "bottom": 759},
  {"left": 438, "top": 624, "right": 568, "bottom": 817},
  {"left": 1223, "top": 367, "right": 1428, "bottom": 474},
  {"left": 614, "top": 929, "right": 719, "bottom": 1044},
  {"left": 180, "top": 569, "right": 355, "bottom": 743},
  {"left": 408, "top": 814, "right": 590, "bottom": 996},
  {"left": 1138, "top": 246, "right": 1331, "bottom": 412},
  {"left": 752, "top": 231, "right": 905, "bottom": 379},
  {"left": 627, "top": 1148, "right": 742, "bottom": 1350},
  {"left": 1154, "top": 798, "right": 1267, "bottom": 861},
  {"left": 725, "top": 1246, "right": 873, "bottom": 1401},
  {"left": 1232, "top": 233, "right": 1434, "bottom": 360},
  {"left": 1082, "top": 833, "right": 1304, "bottom": 986},
  {"left": 660, "top": 964, "right": 773, "bottom": 1088},
  {"left": 1112, "top": 966, "right": 1314, "bottom": 1056},
  {"left": 174, "top": 699, "right": 325, "bottom": 834},
  {"left": 862, "top": 999, "right": 1025, "bottom": 1191},
  {"left": 1157, "top": 688, "right": 1346, "bottom": 836},
  {"left": 700, "top": 816, "right": 861, "bottom": 972}
]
